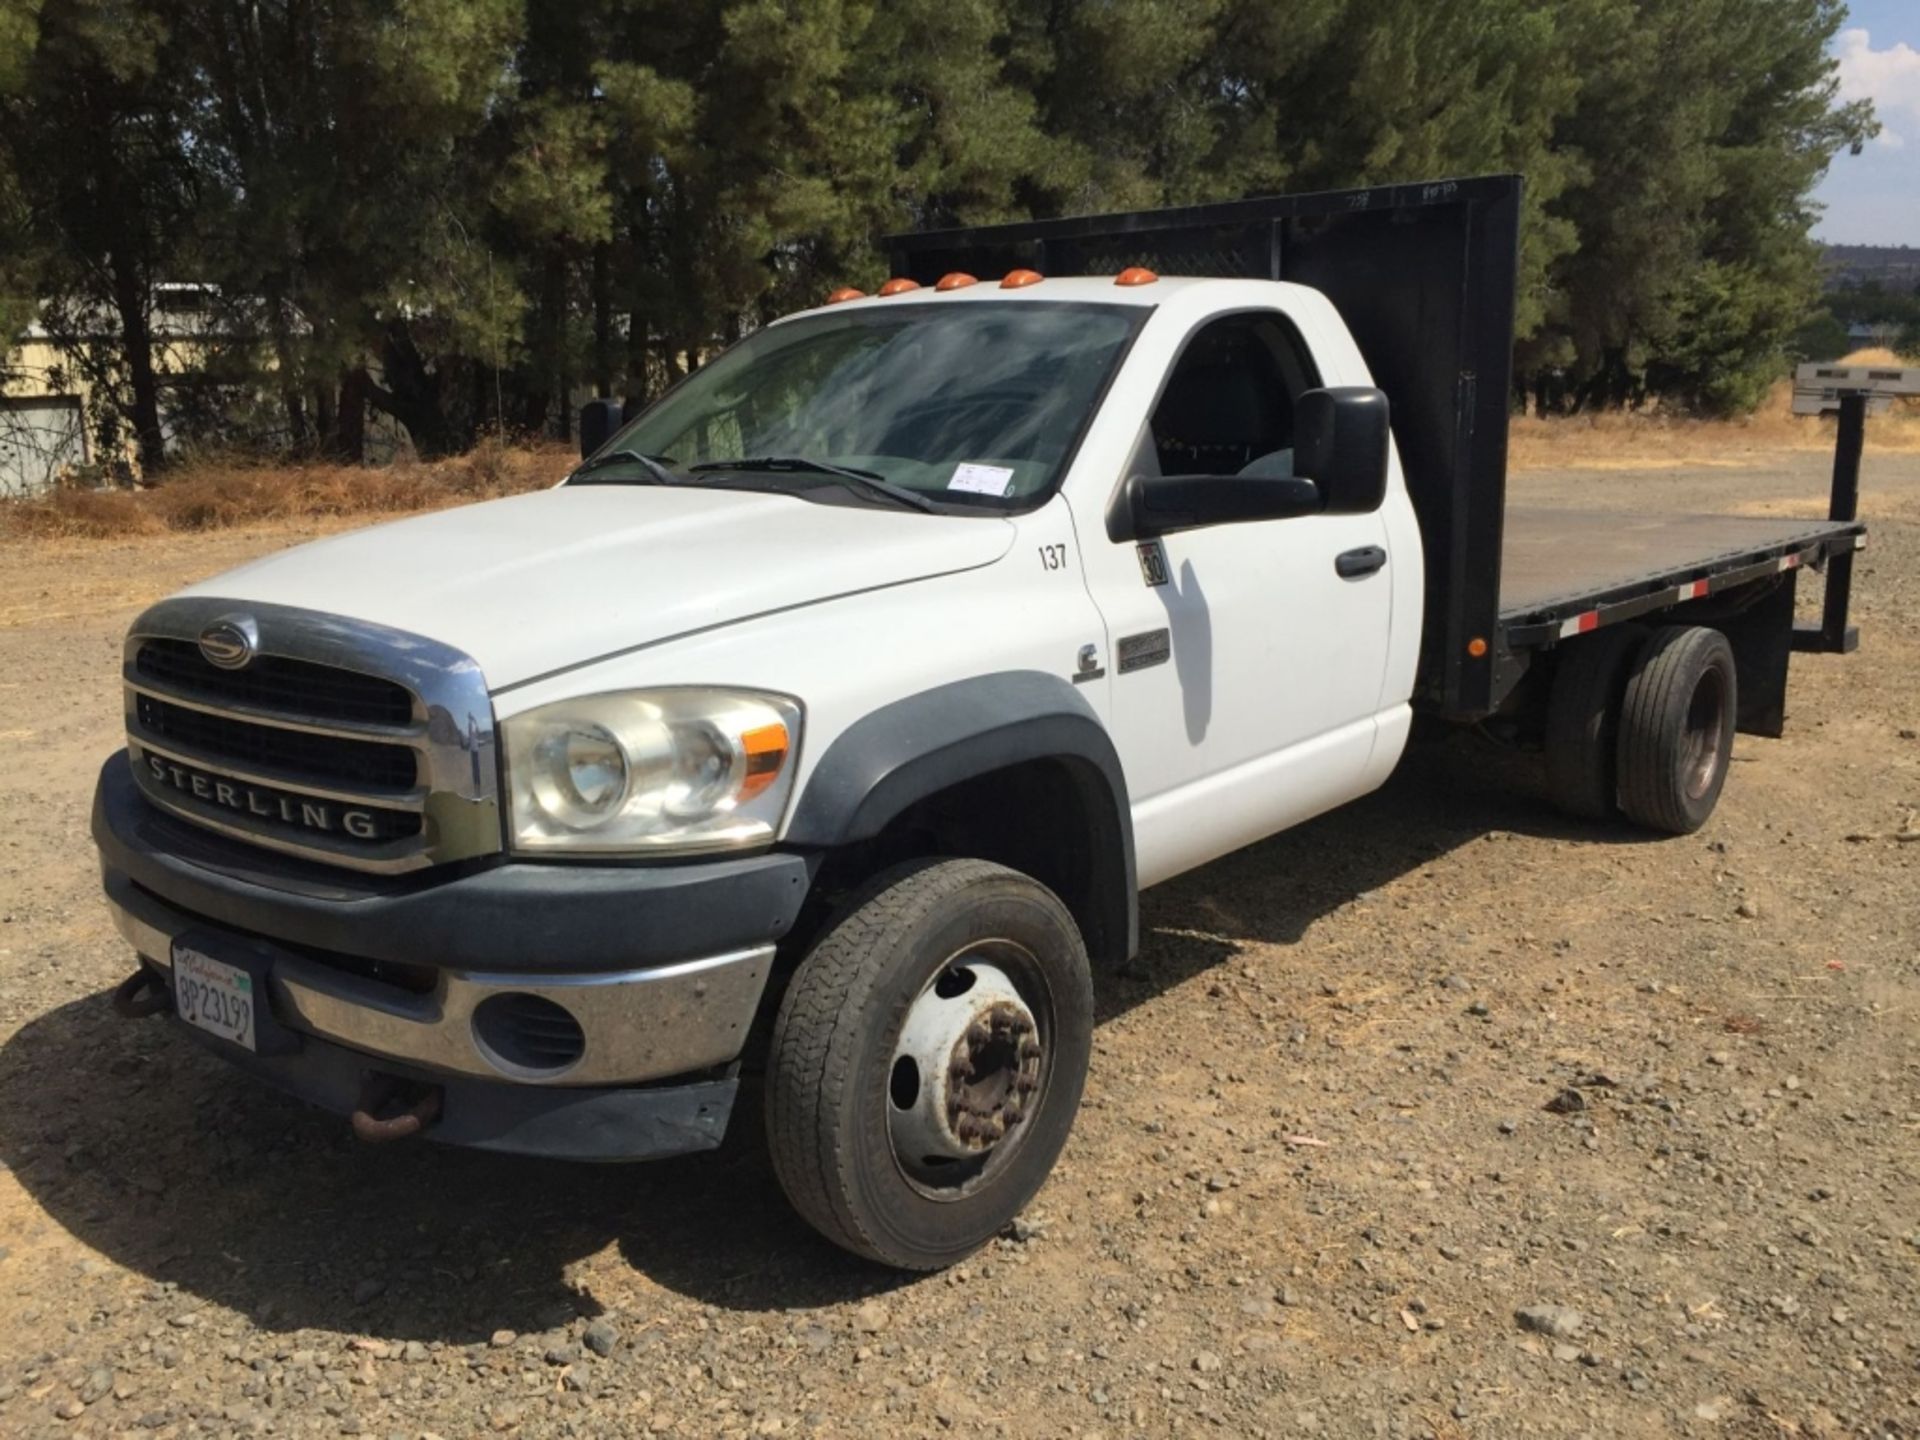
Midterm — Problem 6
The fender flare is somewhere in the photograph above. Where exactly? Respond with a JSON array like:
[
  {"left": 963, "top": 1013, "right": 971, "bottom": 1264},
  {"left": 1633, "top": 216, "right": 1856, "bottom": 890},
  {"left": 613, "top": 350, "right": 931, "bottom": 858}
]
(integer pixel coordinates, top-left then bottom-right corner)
[{"left": 785, "top": 671, "right": 1137, "bottom": 963}]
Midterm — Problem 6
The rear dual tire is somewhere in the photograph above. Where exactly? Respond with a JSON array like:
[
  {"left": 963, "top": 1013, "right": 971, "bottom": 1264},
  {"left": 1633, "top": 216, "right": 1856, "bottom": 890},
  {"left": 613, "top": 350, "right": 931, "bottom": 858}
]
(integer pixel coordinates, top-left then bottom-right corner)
[
  {"left": 1545, "top": 623, "right": 1646, "bottom": 820},
  {"left": 1545, "top": 623, "right": 1737, "bottom": 835},
  {"left": 1615, "top": 625, "right": 1737, "bottom": 834}
]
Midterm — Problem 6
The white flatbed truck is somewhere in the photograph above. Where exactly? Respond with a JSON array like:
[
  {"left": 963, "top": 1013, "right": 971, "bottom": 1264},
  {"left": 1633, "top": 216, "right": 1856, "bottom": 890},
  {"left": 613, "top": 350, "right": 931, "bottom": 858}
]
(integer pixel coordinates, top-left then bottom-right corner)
[{"left": 95, "top": 176, "right": 1870, "bottom": 1267}]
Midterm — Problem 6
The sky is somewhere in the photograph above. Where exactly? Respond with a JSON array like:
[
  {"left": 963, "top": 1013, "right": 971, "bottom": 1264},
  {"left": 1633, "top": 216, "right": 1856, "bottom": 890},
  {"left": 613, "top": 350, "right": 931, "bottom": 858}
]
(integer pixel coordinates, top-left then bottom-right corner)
[{"left": 1813, "top": 0, "right": 1920, "bottom": 243}]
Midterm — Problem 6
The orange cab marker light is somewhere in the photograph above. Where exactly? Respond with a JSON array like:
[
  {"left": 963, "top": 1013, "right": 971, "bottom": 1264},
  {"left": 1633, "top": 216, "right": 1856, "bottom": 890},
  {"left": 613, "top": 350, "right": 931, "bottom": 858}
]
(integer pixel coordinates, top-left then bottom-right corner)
[
  {"left": 935, "top": 272, "right": 978, "bottom": 292},
  {"left": 1466, "top": 636, "right": 1489, "bottom": 658},
  {"left": 1115, "top": 266, "right": 1159, "bottom": 287},
  {"left": 825, "top": 286, "right": 866, "bottom": 304},
  {"left": 1001, "top": 268, "right": 1044, "bottom": 289},
  {"left": 878, "top": 277, "right": 920, "bottom": 296},
  {"left": 738, "top": 723, "right": 790, "bottom": 802}
]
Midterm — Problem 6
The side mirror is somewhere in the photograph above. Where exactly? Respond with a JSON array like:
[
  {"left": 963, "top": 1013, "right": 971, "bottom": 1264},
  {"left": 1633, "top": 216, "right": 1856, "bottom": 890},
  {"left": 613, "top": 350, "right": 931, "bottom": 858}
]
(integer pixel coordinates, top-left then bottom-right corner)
[
  {"left": 578, "top": 398, "right": 622, "bottom": 459},
  {"left": 1294, "top": 386, "right": 1389, "bottom": 514},
  {"left": 1120, "top": 472, "right": 1321, "bottom": 541}
]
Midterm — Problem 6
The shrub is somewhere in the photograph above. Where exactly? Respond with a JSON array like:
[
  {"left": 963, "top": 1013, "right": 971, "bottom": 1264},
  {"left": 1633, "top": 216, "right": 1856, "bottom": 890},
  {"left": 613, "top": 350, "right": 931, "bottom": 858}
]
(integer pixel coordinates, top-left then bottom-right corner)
[{"left": 1, "top": 444, "right": 568, "bottom": 540}]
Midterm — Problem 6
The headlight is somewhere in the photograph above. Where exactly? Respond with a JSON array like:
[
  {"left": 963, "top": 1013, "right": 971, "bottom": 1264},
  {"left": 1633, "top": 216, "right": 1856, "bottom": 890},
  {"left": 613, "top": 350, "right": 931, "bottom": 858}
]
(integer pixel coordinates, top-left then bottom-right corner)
[{"left": 503, "top": 689, "right": 801, "bottom": 855}]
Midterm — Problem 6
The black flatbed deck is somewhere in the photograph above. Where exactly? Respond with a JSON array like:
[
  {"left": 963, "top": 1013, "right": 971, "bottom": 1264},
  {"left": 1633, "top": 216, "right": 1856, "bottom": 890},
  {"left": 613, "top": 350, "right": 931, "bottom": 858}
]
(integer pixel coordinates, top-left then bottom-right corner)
[{"left": 1498, "top": 508, "right": 1866, "bottom": 648}]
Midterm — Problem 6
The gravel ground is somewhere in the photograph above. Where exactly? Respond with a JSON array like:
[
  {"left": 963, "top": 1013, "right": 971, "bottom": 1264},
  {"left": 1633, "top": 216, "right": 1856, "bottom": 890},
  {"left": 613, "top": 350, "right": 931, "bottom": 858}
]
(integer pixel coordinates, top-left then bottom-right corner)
[{"left": 0, "top": 451, "right": 1915, "bottom": 1440}]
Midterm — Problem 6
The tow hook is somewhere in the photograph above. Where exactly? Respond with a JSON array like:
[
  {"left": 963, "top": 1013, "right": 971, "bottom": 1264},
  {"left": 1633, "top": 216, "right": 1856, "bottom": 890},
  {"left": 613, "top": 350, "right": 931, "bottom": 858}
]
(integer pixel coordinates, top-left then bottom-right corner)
[
  {"left": 112, "top": 967, "right": 172, "bottom": 1019},
  {"left": 350, "top": 1071, "right": 443, "bottom": 1143}
]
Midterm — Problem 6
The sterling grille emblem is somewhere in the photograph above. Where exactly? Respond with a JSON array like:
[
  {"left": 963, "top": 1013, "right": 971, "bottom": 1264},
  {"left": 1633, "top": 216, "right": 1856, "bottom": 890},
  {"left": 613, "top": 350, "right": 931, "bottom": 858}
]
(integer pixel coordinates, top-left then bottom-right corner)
[{"left": 197, "top": 614, "right": 259, "bottom": 671}]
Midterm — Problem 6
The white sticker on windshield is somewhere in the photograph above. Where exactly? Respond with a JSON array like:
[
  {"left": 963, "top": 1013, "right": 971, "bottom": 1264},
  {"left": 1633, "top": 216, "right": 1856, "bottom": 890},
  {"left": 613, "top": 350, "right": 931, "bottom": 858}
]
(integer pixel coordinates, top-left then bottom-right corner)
[{"left": 948, "top": 462, "right": 1015, "bottom": 496}]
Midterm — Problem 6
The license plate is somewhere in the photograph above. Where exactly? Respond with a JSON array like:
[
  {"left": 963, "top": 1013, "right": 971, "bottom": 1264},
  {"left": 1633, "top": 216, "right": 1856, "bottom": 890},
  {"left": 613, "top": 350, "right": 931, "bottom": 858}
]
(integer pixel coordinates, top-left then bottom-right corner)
[{"left": 172, "top": 946, "right": 258, "bottom": 1052}]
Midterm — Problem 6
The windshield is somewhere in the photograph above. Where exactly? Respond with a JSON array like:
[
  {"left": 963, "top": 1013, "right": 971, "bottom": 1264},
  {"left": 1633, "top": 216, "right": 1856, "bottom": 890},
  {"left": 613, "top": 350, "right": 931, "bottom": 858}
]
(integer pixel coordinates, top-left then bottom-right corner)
[{"left": 588, "top": 301, "right": 1143, "bottom": 508}]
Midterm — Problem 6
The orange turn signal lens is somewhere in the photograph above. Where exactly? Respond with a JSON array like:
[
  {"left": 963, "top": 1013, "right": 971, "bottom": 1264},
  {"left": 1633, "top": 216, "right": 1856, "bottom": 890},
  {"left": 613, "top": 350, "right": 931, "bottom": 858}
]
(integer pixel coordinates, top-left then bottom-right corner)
[
  {"left": 877, "top": 277, "right": 920, "bottom": 296},
  {"left": 1001, "top": 269, "right": 1043, "bottom": 289},
  {"left": 934, "top": 272, "right": 978, "bottom": 292},
  {"left": 1115, "top": 266, "right": 1159, "bottom": 287},
  {"left": 737, "top": 723, "right": 790, "bottom": 803},
  {"left": 825, "top": 286, "right": 866, "bottom": 304},
  {"left": 1466, "top": 637, "right": 1489, "bottom": 658}
]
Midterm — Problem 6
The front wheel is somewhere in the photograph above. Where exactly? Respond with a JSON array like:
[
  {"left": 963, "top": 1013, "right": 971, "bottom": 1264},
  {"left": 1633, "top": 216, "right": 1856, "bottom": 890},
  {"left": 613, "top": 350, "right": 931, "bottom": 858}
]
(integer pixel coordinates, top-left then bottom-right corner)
[{"left": 764, "top": 859, "right": 1093, "bottom": 1270}]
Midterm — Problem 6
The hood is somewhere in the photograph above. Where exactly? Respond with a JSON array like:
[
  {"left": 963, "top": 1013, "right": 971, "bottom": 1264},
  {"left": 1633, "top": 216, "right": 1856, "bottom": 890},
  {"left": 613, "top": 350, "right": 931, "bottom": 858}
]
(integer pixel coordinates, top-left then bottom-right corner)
[{"left": 181, "top": 485, "right": 1016, "bottom": 689}]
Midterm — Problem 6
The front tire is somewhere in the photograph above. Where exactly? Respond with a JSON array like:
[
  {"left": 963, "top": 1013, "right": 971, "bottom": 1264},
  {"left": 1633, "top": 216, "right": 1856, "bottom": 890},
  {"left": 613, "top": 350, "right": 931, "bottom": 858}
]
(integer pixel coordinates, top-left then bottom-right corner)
[{"left": 765, "top": 859, "right": 1093, "bottom": 1270}]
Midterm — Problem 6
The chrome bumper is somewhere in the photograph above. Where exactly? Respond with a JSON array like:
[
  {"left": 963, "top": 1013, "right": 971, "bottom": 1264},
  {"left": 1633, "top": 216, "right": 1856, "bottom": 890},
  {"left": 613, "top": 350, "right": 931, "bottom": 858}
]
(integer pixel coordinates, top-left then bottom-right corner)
[{"left": 107, "top": 891, "right": 773, "bottom": 1088}]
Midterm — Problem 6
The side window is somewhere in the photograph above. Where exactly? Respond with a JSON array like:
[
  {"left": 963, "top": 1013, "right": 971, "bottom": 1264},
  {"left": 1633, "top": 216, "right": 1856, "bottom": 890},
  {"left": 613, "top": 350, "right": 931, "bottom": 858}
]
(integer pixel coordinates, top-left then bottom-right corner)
[{"left": 1150, "top": 313, "right": 1316, "bottom": 478}]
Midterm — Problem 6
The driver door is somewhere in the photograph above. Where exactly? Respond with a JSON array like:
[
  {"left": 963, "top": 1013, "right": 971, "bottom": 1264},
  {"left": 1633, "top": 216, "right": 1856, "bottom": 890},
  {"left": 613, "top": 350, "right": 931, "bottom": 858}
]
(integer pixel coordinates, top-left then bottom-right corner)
[{"left": 1081, "top": 310, "right": 1396, "bottom": 886}]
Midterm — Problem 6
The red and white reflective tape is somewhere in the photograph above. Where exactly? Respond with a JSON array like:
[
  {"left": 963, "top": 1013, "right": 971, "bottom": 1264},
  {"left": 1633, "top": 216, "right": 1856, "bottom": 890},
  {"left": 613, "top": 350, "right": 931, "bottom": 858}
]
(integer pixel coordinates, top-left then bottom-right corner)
[
  {"left": 1778, "top": 552, "right": 1802, "bottom": 571},
  {"left": 1557, "top": 610, "right": 1601, "bottom": 639},
  {"left": 1854, "top": 535, "right": 1867, "bottom": 550},
  {"left": 1673, "top": 579, "right": 1710, "bottom": 602}
]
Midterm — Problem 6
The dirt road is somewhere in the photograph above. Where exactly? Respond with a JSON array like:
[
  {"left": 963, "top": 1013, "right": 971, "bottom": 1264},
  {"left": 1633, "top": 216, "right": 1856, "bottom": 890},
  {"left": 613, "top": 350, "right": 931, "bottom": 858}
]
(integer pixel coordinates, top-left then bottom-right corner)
[{"left": 0, "top": 453, "right": 1915, "bottom": 1439}]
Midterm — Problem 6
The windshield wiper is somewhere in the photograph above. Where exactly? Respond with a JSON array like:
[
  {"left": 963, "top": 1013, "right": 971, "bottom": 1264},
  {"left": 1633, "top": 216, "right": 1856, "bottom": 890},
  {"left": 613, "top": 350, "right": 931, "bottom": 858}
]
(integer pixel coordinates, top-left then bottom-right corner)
[
  {"left": 569, "top": 449, "right": 683, "bottom": 486},
  {"left": 689, "top": 455, "right": 936, "bottom": 513}
]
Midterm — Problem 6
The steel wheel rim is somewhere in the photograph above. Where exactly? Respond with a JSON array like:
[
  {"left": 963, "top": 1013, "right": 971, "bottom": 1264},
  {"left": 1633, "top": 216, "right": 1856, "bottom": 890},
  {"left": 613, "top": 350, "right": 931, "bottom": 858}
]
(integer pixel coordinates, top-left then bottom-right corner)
[
  {"left": 1681, "top": 666, "right": 1728, "bottom": 800},
  {"left": 885, "top": 941, "right": 1053, "bottom": 1203}
]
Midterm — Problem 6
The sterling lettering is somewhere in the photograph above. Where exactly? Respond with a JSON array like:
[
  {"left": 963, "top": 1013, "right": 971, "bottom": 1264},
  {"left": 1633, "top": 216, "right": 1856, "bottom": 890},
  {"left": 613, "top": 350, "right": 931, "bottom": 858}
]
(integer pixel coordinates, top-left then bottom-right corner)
[{"left": 144, "top": 754, "right": 379, "bottom": 839}]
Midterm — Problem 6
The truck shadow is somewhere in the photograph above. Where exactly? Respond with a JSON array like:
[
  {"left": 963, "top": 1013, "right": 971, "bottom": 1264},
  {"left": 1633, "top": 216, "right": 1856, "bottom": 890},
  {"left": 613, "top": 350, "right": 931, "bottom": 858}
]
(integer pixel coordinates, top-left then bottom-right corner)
[
  {"left": 0, "top": 731, "right": 1656, "bottom": 1338},
  {"left": 1106, "top": 728, "right": 1664, "bottom": 1016},
  {"left": 0, "top": 991, "right": 886, "bottom": 1342}
]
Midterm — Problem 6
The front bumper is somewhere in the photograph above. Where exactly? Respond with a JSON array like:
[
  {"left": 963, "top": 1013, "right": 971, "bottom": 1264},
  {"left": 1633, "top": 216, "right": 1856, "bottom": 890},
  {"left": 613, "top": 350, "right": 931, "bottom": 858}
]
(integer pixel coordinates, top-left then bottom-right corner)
[
  {"left": 106, "top": 874, "right": 774, "bottom": 1087},
  {"left": 168, "top": 1009, "right": 740, "bottom": 1161},
  {"left": 93, "top": 753, "right": 814, "bottom": 1159}
]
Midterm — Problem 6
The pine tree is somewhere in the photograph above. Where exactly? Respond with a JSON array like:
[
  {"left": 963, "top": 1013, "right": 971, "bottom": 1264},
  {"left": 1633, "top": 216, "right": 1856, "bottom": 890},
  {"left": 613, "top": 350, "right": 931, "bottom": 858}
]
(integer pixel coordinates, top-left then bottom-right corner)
[
  {"left": 1532, "top": 0, "right": 1873, "bottom": 412},
  {"left": 0, "top": 0, "right": 42, "bottom": 370},
  {"left": 165, "top": 0, "right": 524, "bottom": 457},
  {"left": 0, "top": 0, "right": 197, "bottom": 472},
  {"left": 0, "top": 0, "right": 1888, "bottom": 460}
]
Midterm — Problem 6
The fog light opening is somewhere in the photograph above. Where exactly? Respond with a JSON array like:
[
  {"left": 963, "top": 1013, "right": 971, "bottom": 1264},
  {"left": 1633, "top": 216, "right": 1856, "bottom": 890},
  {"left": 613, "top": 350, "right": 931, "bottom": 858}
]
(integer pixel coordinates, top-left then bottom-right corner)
[{"left": 470, "top": 992, "right": 586, "bottom": 1078}]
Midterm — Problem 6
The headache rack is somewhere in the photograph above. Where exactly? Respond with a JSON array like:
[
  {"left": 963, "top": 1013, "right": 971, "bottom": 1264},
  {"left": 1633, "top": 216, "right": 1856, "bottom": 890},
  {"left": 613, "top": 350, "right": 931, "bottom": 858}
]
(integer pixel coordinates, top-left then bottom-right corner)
[{"left": 886, "top": 175, "right": 1870, "bottom": 721}]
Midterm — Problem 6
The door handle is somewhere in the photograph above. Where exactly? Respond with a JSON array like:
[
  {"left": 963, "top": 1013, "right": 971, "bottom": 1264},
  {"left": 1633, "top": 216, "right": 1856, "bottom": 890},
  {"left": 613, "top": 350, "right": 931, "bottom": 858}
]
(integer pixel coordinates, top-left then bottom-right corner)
[{"left": 1335, "top": 546, "right": 1387, "bottom": 579}]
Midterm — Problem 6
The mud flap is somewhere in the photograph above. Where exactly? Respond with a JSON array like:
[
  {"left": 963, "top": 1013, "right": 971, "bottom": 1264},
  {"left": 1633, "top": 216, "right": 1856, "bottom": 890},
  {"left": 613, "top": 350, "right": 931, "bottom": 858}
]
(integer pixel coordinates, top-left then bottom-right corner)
[{"left": 1719, "top": 575, "right": 1796, "bottom": 740}]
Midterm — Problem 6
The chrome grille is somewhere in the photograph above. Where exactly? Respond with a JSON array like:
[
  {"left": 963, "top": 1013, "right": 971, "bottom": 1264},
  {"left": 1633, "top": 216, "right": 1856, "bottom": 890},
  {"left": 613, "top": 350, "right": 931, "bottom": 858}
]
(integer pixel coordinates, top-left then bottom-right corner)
[
  {"left": 123, "top": 598, "right": 502, "bottom": 874},
  {"left": 136, "top": 637, "right": 415, "bottom": 726},
  {"left": 135, "top": 691, "right": 419, "bottom": 790}
]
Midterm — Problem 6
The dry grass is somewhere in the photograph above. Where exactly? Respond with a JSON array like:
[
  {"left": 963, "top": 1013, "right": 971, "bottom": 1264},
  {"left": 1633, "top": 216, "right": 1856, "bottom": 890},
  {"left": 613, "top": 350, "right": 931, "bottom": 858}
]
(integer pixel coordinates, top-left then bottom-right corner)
[
  {"left": 1509, "top": 404, "right": 1920, "bottom": 471},
  {"left": 1836, "top": 345, "right": 1907, "bottom": 367},
  {"left": 0, "top": 443, "right": 569, "bottom": 541},
  {"left": 1510, "top": 349, "right": 1920, "bottom": 471}
]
